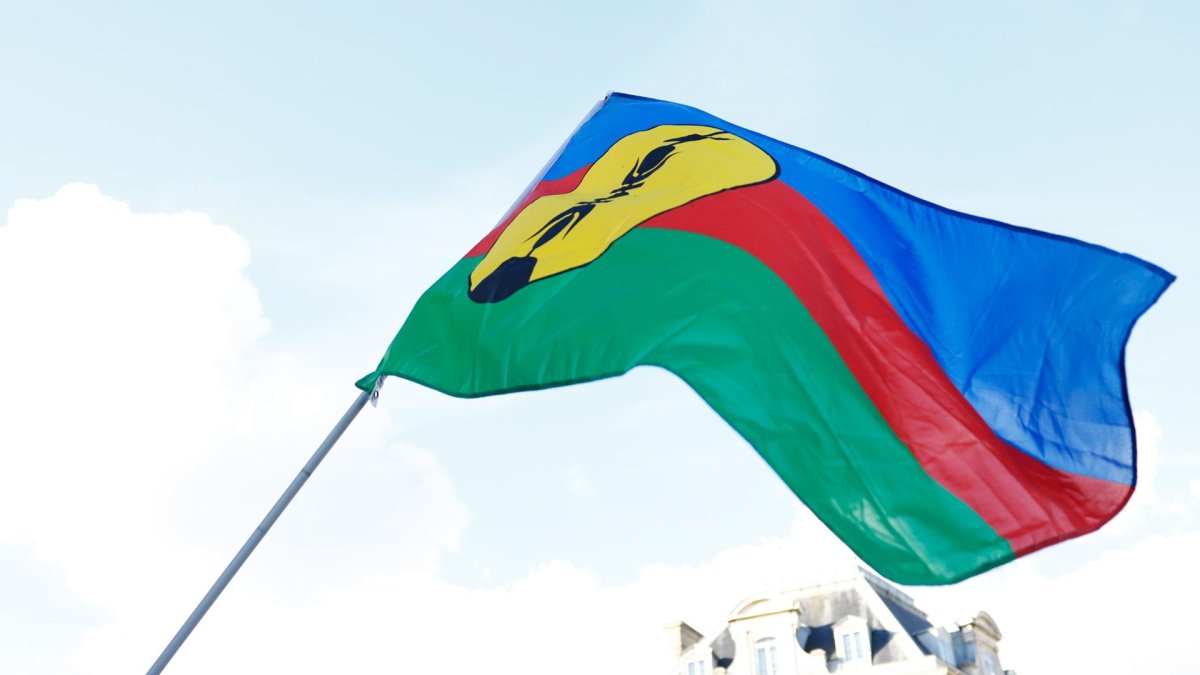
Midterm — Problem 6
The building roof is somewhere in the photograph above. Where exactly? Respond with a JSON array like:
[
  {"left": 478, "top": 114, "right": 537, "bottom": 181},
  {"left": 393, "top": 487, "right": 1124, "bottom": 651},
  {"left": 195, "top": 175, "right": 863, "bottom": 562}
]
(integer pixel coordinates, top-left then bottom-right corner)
[
  {"left": 781, "top": 570, "right": 927, "bottom": 664},
  {"left": 677, "top": 567, "right": 972, "bottom": 671}
]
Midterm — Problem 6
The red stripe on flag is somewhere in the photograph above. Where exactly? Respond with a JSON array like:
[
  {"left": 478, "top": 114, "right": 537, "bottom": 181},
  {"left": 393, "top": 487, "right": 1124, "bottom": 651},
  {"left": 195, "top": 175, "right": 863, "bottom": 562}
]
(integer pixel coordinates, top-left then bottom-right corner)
[
  {"left": 464, "top": 168, "right": 1130, "bottom": 556},
  {"left": 643, "top": 181, "right": 1130, "bottom": 555}
]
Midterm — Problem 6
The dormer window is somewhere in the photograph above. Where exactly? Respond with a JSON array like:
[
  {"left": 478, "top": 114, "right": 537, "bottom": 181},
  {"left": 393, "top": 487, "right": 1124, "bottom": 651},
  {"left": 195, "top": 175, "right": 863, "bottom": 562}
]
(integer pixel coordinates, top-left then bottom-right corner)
[
  {"left": 834, "top": 615, "right": 870, "bottom": 667},
  {"left": 687, "top": 657, "right": 709, "bottom": 675},
  {"left": 841, "top": 631, "right": 865, "bottom": 662},
  {"left": 754, "top": 637, "right": 778, "bottom": 675}
]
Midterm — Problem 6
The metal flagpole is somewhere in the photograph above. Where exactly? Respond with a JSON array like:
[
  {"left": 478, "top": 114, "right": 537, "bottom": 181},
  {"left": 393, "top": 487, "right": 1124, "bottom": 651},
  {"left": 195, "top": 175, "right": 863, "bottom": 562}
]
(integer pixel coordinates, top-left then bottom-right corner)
[{"left": 148, "top": 389, "right": 373, "bottom": 674}]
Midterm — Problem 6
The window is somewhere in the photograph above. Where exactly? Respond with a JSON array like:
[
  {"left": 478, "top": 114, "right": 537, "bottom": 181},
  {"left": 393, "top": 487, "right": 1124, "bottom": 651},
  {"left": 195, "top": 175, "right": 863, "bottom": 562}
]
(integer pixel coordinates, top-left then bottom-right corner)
[
  {"left": 981, "top": 653, "right": 999, "bottom": 675},
  {"left": 755, "top": 637, "right": 777, "bottom": 675},
  {"left": 687, "top": 659, "right": 709, "bottom": 675},
  {"left": 841, "top": 631, "right": 865, "bottom": 662},
  {"left": 834, "top": 615, "right": 869, "bottom": 666}
]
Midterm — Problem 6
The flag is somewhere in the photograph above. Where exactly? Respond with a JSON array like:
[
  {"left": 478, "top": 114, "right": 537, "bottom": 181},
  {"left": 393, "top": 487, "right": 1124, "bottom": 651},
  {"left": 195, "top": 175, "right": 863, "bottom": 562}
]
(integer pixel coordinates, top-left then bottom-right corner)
[{"left": 359, "top": 93, "right": 1173, "bottom": 584}]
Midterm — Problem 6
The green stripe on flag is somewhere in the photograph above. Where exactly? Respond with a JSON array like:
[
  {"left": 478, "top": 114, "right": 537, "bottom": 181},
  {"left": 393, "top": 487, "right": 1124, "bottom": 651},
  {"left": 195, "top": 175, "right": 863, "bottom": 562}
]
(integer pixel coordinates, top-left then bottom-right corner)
[{"left": 360, "top": 228, "right": 1014, "bottom": 583}]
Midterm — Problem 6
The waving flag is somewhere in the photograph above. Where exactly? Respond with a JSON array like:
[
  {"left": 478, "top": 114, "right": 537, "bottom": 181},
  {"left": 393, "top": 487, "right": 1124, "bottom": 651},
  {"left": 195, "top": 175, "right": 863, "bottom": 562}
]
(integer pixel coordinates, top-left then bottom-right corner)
[{"left": 359, "top": 93, "right": 1172, "bottom": 584}]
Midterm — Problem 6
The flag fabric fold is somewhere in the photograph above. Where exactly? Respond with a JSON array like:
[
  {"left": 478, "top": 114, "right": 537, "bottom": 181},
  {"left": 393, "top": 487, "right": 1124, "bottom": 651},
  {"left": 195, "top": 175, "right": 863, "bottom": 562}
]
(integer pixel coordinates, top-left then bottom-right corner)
[{"left": 359, "top": 93, "right": 1173, "bottom": 584}]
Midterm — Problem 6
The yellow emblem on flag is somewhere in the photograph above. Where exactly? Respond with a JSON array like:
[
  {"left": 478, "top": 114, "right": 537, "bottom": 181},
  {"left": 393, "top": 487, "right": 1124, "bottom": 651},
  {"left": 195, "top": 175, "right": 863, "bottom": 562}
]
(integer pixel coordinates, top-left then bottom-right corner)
[{"left": 468, "top": 124, "right": 778, "bottom": 302}]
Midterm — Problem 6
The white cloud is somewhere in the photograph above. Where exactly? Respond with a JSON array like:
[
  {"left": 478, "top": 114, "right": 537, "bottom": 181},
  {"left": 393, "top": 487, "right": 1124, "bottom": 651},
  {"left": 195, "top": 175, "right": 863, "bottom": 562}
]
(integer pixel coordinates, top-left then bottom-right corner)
[
  {"left": 103, "top": 508, "right": 860, "bottom": 675},
  {"left": 0, "top": 182, "right": 264, "bottom": 585},
  {"left": 144, "top": 505, "right": 1198, "bottom": 675},
  {"left": 0, "top": 185, "right": 468, "bottom": 673},
  {"left": 916, "top": 530, "right": 1200, "bottom": 675}
]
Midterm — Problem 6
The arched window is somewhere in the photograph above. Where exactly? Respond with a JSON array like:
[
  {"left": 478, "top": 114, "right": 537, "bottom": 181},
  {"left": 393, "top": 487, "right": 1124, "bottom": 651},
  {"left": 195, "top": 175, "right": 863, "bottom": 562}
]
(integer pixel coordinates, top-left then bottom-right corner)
[{"left": 755, "top": 637, "right": 777, "bottom": 675}]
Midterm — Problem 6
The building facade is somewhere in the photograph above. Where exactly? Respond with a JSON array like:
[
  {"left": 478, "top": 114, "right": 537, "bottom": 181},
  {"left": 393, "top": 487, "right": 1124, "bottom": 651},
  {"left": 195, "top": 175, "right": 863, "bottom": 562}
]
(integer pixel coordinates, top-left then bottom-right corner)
[{"left": 665, "top": 570, "right": 1015, "bottom": 675}]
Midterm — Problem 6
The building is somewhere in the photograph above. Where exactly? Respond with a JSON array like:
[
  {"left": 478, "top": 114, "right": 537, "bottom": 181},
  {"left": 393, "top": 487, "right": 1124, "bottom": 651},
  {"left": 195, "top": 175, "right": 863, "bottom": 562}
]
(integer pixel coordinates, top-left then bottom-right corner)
[{"left": 665, "top": 569, "right": 1014, "bottom": 675}]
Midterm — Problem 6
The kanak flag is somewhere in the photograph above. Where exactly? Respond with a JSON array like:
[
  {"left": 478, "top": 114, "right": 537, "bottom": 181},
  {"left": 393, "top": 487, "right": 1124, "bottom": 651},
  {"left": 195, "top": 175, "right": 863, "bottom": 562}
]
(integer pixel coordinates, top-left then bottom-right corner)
[{"left": 360, "top": 93, "right": 1172, "bottom": 584}]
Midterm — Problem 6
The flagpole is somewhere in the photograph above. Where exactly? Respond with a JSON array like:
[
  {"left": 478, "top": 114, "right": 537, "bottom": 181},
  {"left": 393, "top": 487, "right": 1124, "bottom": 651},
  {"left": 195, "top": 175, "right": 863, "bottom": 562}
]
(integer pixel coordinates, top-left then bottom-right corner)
[{"left": 147, "top": 389, "right": 373, "bottom": 674}]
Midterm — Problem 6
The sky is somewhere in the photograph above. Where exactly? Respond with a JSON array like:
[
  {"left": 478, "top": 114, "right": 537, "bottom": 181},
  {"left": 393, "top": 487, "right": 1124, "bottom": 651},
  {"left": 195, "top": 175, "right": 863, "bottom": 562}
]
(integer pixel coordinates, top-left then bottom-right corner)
[{"left": 1, "top": 1, "right": 1197, "bottom": 673}]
